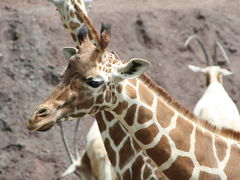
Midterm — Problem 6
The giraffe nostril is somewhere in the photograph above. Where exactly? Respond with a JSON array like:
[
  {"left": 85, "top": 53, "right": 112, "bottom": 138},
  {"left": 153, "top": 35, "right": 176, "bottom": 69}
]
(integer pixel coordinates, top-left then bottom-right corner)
[{"left": 37, "top": 108, "right": 48, "bottom": 117}]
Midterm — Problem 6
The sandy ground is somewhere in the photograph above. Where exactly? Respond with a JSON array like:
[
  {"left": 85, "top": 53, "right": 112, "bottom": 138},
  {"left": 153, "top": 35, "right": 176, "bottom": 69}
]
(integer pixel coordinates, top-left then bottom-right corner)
[{"left": 0, "top": 0, "right": 240, "bottom": 179}]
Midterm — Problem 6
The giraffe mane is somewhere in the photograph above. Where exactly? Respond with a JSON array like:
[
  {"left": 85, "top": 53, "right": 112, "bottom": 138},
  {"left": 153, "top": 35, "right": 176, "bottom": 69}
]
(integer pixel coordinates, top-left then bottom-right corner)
[{"left": 139, "top": 73, "right": 240, "bottom": 142}]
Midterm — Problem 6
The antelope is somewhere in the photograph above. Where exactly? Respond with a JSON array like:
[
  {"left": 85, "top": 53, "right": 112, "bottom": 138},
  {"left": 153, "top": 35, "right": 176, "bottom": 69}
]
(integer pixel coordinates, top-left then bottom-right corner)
[{"left": 185, "top": 35, "right": 240, "bottom": 131}]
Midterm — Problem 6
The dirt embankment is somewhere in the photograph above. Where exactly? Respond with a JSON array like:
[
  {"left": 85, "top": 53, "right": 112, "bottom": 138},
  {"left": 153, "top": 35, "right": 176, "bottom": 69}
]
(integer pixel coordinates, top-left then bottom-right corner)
[{"left": 0, "top": 0, "right": 240, "bottom": 179}]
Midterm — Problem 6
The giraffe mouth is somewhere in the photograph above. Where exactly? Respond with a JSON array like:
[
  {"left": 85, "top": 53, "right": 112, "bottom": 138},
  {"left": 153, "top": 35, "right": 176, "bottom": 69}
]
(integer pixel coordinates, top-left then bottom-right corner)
[
  {"left": 27, "top": 113, "right": 67, "bottom": 132},
  {"left": 37, "top": 122, "right": 55, "bottom": 131},
  {"left": 27, "top": 120, "right": 55, "bottom": 132},
  {"left": 27, "top": 122, "right": 54, "bottom": 131}
]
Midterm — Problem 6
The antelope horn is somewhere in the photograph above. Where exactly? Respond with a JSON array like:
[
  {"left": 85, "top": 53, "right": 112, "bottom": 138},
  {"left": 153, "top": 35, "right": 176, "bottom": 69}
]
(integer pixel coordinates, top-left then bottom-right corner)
[
  {"left": 73, "top": 119, "right": 81, "bottom": 158},
  {"left": 213, "top": 41, "right": 230, "bottom": 65},
  {"left": 185, "top": 35, "right": 213, "bottom": 66}
]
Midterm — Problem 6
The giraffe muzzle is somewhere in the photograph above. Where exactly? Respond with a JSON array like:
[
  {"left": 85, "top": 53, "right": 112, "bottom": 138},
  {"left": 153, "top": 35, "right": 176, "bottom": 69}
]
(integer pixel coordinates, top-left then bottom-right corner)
[{"left": 27, "top": 119, "right": 55, "bottom": 131}]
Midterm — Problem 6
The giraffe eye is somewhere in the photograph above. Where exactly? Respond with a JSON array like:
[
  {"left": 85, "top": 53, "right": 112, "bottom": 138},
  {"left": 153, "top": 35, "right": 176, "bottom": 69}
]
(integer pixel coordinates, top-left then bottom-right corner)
[{"left": 86, "top": 78, "right": 103, "bottom": 88}]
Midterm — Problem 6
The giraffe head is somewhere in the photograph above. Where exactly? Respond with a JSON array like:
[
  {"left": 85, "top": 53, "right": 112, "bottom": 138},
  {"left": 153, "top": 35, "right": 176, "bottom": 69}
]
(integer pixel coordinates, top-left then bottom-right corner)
[
  {"left": 27, "top": 24, "right": 150, "bottom": 131},
  {"left": 185, "top": 35, "right": 232, "bottom": 85}
]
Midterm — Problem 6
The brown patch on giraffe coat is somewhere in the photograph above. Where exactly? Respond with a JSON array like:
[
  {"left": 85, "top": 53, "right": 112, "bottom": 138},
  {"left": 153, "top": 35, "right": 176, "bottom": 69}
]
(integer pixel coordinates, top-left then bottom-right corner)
[
  {"left": 69, "top": 22, "right": 80, "bottom": 30},
  {"left": 71, "top": 33, "right": 77, "bottom": 42},
  {"left": 137, "top": 106, "right": 153, "bottom": 124},
  {"left": 125, "top": 85, "right": 137, "bottom": 99},
  {"left": 124, "top": 104, "right": 137, "bottom": 126},
  {"left": 104, "top": 138, "right": 116, "bottom": 167},
  {"left": 113, "top": 101, "right": 128, "bottom": 115},
  {"left": 123, "top": 169, "right": 131, "bottom": 180},
  {"left": 104, "top": 111, "right": 114, "bottom": 122},
  {"left": 169, "top": 116, "right": 193, "bottom": 152},
  {"left": 109, "top": 122, "right": 126, "bottom": 146},
  {"left": 135, "top": 123, "right": 159, "bottom": 145},
  {"left": 224, "top": 144, "right": 240, "bottom": 178},
  {"left": 163, "top": 156, "right": 194, "bottom": 180},
  {"left": 214, "top": 136, "right": 228, "bottom": 162},
  {"left": 143, "top": 164, "right": 152, "bottom": 179},
  {"left": 139, "top": 82, "right": 154, "bottom": 106},
  {"left": 132, "top": 156, "right": 144, "bottom": 180},
  {"left": 95, "top": 113, "right": 106, "bottom": 132},
  {"left": 146, "top": 135, "right": 171, "bottom": 166},
  {"left": 70, "top": 10, "right": 75, "bottom": 18},
  {"left": 76, "top": 98, "right": 94, "bottom": 109},
  {"left": 119, "top": 137, "right": 134, "bottom": 169},
  {"left": 63, "top": 24, "right": 68, "bottom": 29},
  {"left": 199, "top": 171, "right": 221, "bottom": 180},
  {"left": 111, "top": 92, "right": 117, "bottom": 104},
  {"left": 96, "top": 94, "right": 104, "bottom": 104},
  {"left": 101, "top": 84, "right": 107, "bottom": 92},
  {"left": 55, "top": 90, "right": 68, "bottom": 101},
  {"left": 156, "top": 99, "right": 174, "bottom": 128},
  {"left": 71, "top": 112, "right": 85, "bottom": 118},
  {"left": 76, "top": 13, "right": 83, "bottom": 23},
  {"left": 128, "top": 79, "right": 137, "bottom": 86},
  {"left": 117, "top": 84, "right": 123, "bottom": 94},
  {"left": 195, "top": 128, "right": 218, "bottom": 168},
  {"left": 105, "top": 90, "right": 111, "bottom": 102}
]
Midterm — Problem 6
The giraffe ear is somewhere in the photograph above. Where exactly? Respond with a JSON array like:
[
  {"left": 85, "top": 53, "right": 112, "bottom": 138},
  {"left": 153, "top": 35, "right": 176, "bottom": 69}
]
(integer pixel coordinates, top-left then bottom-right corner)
[
  {"left": 62, "top": 47, "right": 78, "bottom": 60},
  {"left": 114, "top": 58, "right": 151, "bottom": 80}
]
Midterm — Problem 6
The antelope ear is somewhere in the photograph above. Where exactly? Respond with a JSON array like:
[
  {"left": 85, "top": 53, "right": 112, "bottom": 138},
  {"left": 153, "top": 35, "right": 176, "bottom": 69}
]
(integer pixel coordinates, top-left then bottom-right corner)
[
  {"left": 114, "top": 58, "right": 151, "bottom": 80},
  {"left": 62, "top": 47, "right": 78, "bottom": 60},
  {"left": 220, "top": 68, "right": 233, "bottom": 76},
  {"left": 188, "top": 65, "right": 205, "bottom": 73}
]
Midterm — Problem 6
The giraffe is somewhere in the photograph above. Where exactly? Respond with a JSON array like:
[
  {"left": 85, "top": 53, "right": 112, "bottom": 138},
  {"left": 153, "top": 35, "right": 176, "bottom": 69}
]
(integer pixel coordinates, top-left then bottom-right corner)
[
  {"left": 47, "top": 0, "right": 169, "bottom": 179},
  {"left": 27, "top": 1, "right": 240, "bottom": 179}
]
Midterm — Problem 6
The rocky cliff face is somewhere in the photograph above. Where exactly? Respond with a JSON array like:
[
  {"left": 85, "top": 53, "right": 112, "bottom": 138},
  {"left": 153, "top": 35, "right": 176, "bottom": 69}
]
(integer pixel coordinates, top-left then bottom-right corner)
[{"left": 0, "top": 0, "right": 240, "bottom": 179}]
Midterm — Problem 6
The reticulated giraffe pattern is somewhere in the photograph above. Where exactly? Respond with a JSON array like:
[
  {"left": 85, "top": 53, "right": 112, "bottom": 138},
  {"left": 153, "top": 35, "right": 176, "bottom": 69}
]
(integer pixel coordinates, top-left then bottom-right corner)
[
  {"left": 96, "top": 111, "right": 167, "bottom": 179},
  {"left": 107, "top": 76, "right": 240, "bottom": 179}
]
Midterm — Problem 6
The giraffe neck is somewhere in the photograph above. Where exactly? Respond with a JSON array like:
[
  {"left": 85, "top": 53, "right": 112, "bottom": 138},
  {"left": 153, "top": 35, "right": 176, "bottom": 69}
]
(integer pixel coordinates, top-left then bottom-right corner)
[
  {"left": 51, "top": 0, "right": 90, "bottom": 46},
  {"left": 95, "top": 111, "right": 168, "bottom": 180},
  {"left": 106, "top": 75, "right": 240, "bottom": 179}
]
